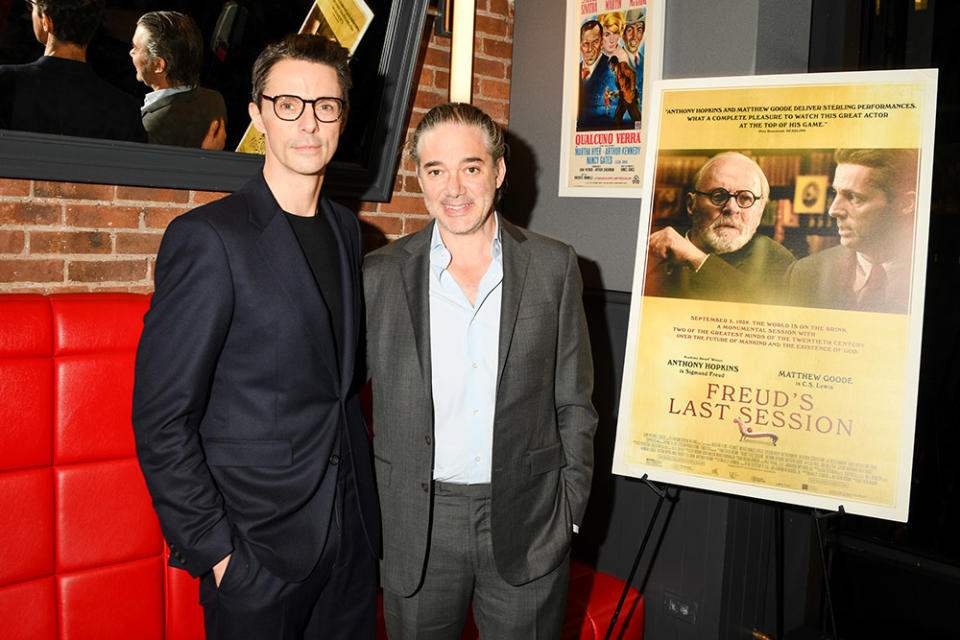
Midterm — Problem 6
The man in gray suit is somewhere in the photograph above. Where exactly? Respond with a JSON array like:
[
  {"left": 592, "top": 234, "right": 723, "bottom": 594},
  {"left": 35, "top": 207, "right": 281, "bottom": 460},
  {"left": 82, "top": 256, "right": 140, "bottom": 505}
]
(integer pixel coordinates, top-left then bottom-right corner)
[
  {"left": 130, "top": 11, "right": 227, "bottom": 148},
  {"left": 364, "top": 103, "right": 597, "bottom": 639}
]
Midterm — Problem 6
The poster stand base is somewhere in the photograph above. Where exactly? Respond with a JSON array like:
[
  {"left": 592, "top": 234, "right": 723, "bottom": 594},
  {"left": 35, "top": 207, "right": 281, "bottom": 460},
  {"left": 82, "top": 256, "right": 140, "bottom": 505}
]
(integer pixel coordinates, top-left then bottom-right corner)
[
  {"left": 813, "top": 505, "right": 845, "bottom": 640},
  {"left": 604, "top": 473, "right": 668, "bottom": 640}
]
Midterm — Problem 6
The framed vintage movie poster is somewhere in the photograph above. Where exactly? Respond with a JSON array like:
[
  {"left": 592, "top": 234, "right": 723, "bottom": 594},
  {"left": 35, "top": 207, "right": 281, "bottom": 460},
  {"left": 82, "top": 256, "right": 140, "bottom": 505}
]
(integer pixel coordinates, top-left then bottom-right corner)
[
  {"left": 558, "top": 0, "right": 662, "bottom": 198},
  {"left": 613, "top": 69, "right": 938, "bottom": 521}
]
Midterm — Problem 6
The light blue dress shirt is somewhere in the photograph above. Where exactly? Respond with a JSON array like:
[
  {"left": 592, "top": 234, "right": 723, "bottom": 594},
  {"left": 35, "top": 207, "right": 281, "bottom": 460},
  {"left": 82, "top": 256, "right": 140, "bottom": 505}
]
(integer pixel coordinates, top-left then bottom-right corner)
[
  {"left": 429, "top": 216, "right": 503, "bottom": 484},
  {"left": 141, "top": 85, "right": 193, "bottom": 115}
]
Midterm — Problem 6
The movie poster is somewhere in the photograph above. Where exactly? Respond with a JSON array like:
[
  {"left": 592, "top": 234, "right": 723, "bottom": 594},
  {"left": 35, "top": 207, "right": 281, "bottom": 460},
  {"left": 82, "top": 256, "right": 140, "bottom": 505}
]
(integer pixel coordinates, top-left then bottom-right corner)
[
  {"left": 558, "top": 0, "right": 661, "bottom": 197},
  {"left": 613, "top": 70, "right": 938, "bottom": 521},
  {"left": 236, "top": 0, "right": 374, "bottom": 154}
]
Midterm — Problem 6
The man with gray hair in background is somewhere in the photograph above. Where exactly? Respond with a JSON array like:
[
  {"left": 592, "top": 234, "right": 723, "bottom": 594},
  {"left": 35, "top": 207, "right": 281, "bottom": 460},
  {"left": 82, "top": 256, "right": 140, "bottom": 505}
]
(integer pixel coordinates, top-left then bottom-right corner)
[
  {"left": 130, "top": 11, "right": 227, "bottom": 148},
  {"left": 645, "top": 151, "right": 796, "bottom": 303}
]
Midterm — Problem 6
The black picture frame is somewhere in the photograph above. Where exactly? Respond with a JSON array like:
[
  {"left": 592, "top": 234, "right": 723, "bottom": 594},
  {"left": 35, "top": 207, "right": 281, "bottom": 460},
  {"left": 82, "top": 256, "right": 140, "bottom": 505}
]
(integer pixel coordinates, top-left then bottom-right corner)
[{"left": 0, "top": 0, "right": 429, "bottom": 201}]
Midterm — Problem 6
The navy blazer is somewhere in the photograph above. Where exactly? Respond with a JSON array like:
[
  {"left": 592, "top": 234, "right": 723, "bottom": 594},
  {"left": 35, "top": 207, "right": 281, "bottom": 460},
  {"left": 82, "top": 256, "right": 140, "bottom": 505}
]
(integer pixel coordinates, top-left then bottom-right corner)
[{"left": 133, "top": 173, "right": 379, "bottom": 582}]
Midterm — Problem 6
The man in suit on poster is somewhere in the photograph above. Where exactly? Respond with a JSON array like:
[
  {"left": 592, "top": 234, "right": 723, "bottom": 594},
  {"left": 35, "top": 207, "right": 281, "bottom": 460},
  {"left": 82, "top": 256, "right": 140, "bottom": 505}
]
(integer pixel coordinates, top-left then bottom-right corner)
[
  {"left": 132, "top": 34, "right": 378, "bottom": 640},
  {"left": 785, "top": 148, "right": 918, "bottom": 313},
  {"left": 364, "top": 102, "right": 597, "bottom": 639},
  {"left": 645, "top": 151, "right": 796, "bottom": 303},
  {"left": 578, "top": 18, "right": 617, "bottom": 130}
]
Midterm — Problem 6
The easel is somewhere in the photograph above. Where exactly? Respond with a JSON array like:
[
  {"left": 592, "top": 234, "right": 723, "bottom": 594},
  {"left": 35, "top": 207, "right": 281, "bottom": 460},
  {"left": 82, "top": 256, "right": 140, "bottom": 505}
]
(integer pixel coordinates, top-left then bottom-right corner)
[
  {"left": 811, "top": 505, "right": 844, "bottom": 640},
  {"left": 771, "top": 503, "right": 845, "bottom": 640},
  {"left": 604, "top": 474, "right": 669, "bottom": 640},
  {"left": 604, "top": 478, "right": 846, "bottom": 640}
]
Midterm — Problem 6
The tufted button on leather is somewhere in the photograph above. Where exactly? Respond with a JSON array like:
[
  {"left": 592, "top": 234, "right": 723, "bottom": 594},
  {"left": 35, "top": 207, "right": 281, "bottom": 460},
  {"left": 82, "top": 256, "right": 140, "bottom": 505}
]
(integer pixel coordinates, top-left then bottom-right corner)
[{"left": 329, "top": 454, "right": 340, "bottom": 465}]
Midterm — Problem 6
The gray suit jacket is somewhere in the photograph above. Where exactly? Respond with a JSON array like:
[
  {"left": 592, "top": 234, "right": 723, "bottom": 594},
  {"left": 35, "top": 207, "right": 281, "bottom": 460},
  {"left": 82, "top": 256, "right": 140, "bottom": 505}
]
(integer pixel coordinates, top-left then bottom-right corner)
[
  {"left": 141, "top": 86, "right": 227, "bottom": 148},
  {"left": 364, "top": 219, "right": 597, "bottom": 595}
]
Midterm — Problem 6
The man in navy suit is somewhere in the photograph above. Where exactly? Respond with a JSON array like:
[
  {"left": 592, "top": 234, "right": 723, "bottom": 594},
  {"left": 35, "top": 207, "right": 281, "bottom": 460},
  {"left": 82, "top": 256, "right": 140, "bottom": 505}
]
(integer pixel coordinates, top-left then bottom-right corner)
[
  {"left": 132, "top": 34, "right": 379, "bottom": 640},
  {"left": 577, "top": 19, "right": 617, "bottom": 131}
]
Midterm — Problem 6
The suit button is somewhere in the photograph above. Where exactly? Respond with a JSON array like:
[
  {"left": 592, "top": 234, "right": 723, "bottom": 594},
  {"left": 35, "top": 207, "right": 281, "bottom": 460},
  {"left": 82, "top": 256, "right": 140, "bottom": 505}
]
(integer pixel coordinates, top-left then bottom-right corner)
[
  {"left": 425, "top": 435, "right": 432, "bottom": 445},
  {"left": 329, "top": 454, "right": 340, "bottom": 465},
  {"left": 421, "top": 482, "right": 429, "bottom": 492}
]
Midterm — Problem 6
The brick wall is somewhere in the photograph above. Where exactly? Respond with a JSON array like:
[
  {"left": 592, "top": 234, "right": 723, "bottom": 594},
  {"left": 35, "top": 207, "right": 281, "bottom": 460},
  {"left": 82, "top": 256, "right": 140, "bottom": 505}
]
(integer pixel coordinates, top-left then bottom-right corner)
[{"left": 0, "top": 0, "right": 514, "bottom": 294}]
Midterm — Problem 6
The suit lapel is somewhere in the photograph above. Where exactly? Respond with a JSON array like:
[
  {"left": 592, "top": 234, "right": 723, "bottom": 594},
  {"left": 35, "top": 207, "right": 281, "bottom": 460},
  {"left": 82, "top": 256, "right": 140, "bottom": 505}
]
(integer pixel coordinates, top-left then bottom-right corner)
[
  {"left": 319, "top": 196, "right": 357, "bottom": 393},
  {"left": 246, "top": 177, "right": 340, "bottom": 385},
  {"left": 400, "top": 225, "right": 433, "bottom": 386},
  {"left": 497, "top": 220, "right": 531, "bottom": 387}
]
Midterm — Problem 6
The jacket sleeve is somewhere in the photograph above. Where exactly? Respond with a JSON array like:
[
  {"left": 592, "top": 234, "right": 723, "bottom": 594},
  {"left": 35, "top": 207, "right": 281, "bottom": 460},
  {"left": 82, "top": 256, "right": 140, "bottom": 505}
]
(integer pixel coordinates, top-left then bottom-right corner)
[
  {"left": 132, "top": 213, "right": 234, "bottom": 578},
  {"left": 554, "top": 246, "right": 598, "bottom": 528}
]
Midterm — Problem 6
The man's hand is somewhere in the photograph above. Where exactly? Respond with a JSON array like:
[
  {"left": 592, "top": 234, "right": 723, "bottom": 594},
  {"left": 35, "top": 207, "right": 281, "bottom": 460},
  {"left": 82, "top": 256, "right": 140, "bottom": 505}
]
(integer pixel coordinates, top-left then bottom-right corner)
[
  {"left": 201, "top": 117, "right": 227, "bottom": 151},
  {"left": 212, "top": 553, "right": 232, "bottom": 587},
  {"left": 648, "top": 227, "right": 708, "bottom": 270}
]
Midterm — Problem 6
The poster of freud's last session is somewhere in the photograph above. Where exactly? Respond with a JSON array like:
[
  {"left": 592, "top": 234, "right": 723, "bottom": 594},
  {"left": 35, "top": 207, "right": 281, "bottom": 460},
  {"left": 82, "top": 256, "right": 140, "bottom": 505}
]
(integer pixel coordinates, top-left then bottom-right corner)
[{"left": 614, "top": 69, "right": 938, "bottom": 521}]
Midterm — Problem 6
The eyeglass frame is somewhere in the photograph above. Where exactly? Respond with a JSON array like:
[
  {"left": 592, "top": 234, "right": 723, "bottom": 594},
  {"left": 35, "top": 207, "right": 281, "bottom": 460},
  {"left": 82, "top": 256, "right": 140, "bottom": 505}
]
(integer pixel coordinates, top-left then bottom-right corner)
[
  {"left": 690, "top": 187, "right": 761, "bottom": 209},
  {"left": 260, "top": 94, "right": 346, "bottom": 123}
]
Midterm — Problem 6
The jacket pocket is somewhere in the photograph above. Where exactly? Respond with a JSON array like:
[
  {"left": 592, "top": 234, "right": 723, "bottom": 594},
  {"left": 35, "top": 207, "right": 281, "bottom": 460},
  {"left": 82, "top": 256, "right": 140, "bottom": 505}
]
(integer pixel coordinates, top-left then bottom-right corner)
[
  {"left": 527, "top": 442, "right": 567, "bottom": 475},
  {"left": 517, "top": 301, "right": 554, "bottom": 319},
  {"left": 204, "top": 439, "right": 292, "bottom": 467}
]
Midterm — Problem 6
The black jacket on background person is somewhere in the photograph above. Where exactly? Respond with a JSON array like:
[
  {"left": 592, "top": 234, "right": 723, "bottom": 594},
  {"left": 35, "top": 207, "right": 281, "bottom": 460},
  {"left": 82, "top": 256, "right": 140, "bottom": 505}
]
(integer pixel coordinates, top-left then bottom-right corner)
[{"left": 0, "top": 55, "right": 146, "bottom": 142}]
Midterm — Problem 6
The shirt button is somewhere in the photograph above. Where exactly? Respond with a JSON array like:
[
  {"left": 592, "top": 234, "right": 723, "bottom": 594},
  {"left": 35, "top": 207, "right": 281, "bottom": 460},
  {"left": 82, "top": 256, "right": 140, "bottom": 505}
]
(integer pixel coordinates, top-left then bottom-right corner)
[
  {"left": 474, "top": 456, "right": 481, "bottom": 462},
  {"left": 472, "top": 362, "right": 478, "bottom": 368},
  {"left": 329, "top": 454, "right": 340, "bottom": 465},
  {"left": 473, "top": 409, "right": 479, "bottom": 416}
]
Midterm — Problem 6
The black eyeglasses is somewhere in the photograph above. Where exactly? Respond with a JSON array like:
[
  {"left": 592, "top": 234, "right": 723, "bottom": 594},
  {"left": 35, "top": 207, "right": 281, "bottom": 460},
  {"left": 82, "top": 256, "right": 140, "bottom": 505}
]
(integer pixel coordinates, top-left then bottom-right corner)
[
  {"left": 260, "top": 94, "right": 345, "bottom": 123},
  {"left": 691, "top": 188, "right": 760, "bottom": 209}
]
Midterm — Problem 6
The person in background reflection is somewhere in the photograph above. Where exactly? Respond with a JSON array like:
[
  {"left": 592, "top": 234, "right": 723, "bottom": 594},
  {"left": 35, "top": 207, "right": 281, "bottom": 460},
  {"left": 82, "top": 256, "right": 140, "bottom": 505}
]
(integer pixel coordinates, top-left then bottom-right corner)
[
  {"left": 0, "top": 0, "right": 146, "bottom": 142},
  {"left": 131, "top": 11, "right": 227, "bottom": 150}
]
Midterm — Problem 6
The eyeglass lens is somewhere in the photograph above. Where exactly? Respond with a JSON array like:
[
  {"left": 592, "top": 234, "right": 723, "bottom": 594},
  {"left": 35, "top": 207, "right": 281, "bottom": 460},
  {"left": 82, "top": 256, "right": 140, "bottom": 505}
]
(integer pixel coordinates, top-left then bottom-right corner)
[
  {"left": 271, "top": 95, "right": 342, "bottom": 122},
  {"left": 706, "top": 189, "right": 756, "bottom": 208}
]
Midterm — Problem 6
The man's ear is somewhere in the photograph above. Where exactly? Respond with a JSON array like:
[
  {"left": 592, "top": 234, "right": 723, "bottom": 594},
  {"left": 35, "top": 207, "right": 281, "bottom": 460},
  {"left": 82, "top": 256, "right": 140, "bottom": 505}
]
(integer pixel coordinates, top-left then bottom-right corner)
[
  {"left": 895, "top": 190, "right": 917, "bottom": 220},
  {"left": 155, "top": 57, "right": 167, "bottom": 75},
  {"left": 685, "top": 191, "right": 696, "bottom": 217},
  {"left": 339, "top": 105, "right": 349, "bottom": 134},
  {"left": 248, "top": 101, "right": 266, "bottom": 134},
  {"left": 495, "top": 156, "right": 506, "bottom": 189}
]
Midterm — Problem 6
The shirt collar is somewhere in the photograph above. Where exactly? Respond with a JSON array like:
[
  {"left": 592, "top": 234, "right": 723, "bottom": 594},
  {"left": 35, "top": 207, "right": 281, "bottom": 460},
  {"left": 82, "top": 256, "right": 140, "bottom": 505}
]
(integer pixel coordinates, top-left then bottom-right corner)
[
  {"left": 429, "top": 213, "right": 502, "bottom": 273},
  {"left": 142, "top": 85, "right": 194, "bottom": 112}
]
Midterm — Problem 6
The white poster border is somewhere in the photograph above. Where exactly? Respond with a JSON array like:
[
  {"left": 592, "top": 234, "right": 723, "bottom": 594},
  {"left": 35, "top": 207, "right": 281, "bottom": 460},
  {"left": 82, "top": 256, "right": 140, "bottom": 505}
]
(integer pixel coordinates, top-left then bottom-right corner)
[{"left": 558, "top": 0, "right": 663, "bottom": 198}]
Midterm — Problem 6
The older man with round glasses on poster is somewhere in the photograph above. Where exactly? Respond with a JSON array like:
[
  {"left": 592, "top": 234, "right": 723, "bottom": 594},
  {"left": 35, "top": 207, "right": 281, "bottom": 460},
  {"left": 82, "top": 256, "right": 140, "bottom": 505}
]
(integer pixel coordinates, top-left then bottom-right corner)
[{"left": 645, "top": 151, "right": 796, "bottom": 303}]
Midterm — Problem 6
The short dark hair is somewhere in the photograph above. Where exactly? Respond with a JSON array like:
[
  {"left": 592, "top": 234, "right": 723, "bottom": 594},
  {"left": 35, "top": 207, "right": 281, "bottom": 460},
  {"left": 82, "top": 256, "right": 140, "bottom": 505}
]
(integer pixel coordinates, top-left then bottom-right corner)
[
  {"left": 580, "top": 19, "right": 602, "bottom": 40},
  {"left": 834, "top": 148, "right": 919, "bottom": 201},
  {"left": 36, "top": 0, "right": 104, "bottom": 47},
  {"left": 250, "top": 34, "right": 351, "bottom": 107},
  {"left": 136, "top": 11, "right": 204, "bottom": 87}
]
